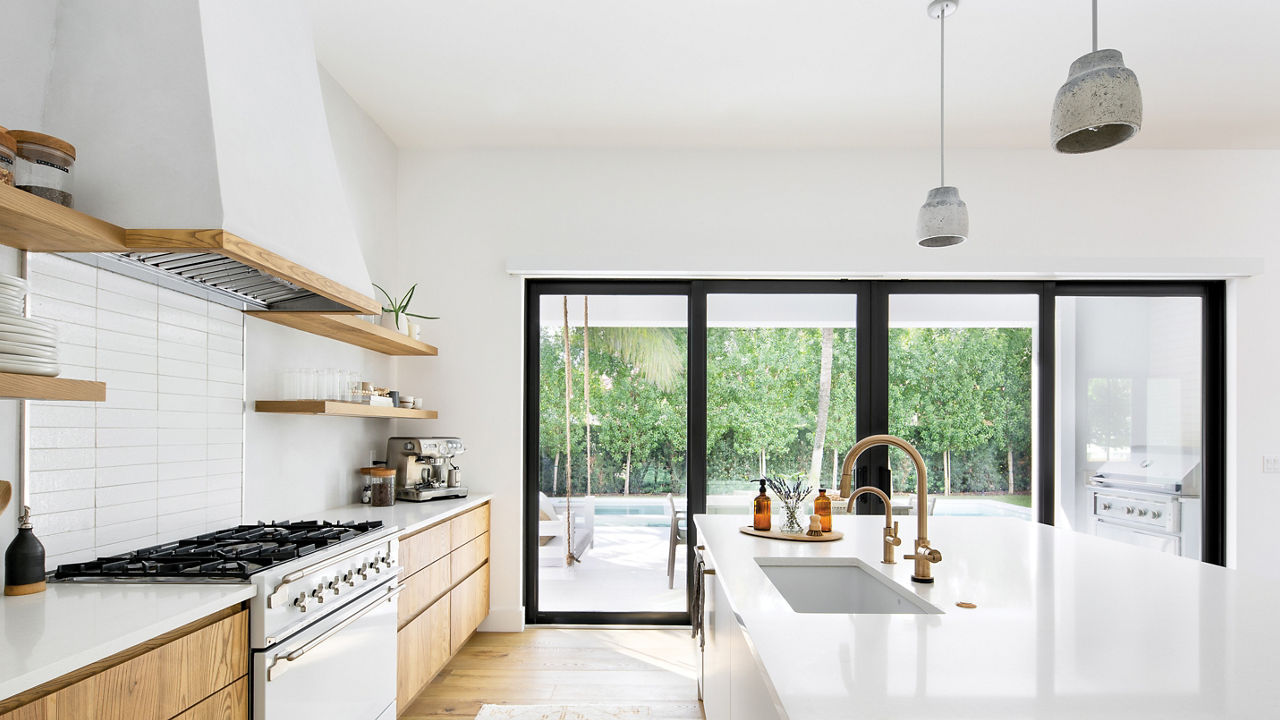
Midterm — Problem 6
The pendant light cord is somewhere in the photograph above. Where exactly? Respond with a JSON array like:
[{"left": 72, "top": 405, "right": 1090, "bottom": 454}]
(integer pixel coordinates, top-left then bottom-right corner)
[
  {"left": 939, "top": 7, "right": 945, "bottom": 186},
  {"left": 1092, "top": 0, "right": 1098, "bottom": 51}
]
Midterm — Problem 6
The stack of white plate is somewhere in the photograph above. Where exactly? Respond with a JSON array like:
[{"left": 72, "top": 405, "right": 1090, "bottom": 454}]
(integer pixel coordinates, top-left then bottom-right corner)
[{"left": 0, "top": 273, "right": 60, "bottom": 377}]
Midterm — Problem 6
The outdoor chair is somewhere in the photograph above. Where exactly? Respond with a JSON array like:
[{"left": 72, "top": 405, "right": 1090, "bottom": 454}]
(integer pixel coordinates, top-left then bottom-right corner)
[
  {"left": 538, "top": 492, "right": 595, "bottom": 561},
  {"left": 667, "top": 493, "right": 687, "bottom": 589}
]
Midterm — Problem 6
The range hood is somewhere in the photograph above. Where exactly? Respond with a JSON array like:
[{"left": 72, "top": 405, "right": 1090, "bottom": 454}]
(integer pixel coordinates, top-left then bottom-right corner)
[{"left": 32, "top": 0, "right": 378, "bottom": 314}]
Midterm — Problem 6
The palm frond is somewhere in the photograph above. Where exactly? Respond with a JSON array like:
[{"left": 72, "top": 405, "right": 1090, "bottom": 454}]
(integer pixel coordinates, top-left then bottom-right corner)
[{"left": 596, "top": 327, "right": 682, "bottom": 392}]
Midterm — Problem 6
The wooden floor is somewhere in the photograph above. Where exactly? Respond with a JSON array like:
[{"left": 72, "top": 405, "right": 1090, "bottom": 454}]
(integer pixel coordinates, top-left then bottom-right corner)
[{"left": 401, "top": 628, "right": 704, "bottom": 719}]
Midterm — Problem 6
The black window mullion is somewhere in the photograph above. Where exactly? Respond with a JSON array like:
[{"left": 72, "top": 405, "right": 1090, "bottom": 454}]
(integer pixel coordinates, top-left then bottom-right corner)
[{"left": 1038, "top": 283, "right": 1056, "bottom": 525}]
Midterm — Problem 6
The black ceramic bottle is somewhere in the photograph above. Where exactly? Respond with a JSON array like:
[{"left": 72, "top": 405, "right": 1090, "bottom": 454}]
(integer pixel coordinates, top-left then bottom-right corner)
[{"left": 5, "top": 506, "right": 46, "bottom": 596}]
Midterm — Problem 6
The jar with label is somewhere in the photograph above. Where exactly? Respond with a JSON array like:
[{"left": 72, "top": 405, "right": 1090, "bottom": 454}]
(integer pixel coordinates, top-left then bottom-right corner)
[
  {"left": 10, "top": 131, "right": 76, "bottom": 207},
  {"left": 370, "top": 468, "right": 397, "bottom": 507},
  {"left": 0, "top": 128, "right": 16, "bottom": 187}
]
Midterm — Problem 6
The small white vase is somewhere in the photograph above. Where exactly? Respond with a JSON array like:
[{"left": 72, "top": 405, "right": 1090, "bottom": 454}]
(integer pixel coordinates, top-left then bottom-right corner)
[
  {"left": 380, "top": 313, "right": 402, "bottom": 332},
  {"left": 406, "top": 322, "right": 421, "bottom": 340}
]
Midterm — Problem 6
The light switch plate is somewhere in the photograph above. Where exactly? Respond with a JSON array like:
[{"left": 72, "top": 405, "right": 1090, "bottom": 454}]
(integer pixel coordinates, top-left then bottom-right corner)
[{"left": 1264, "top": 456, "right": 1280, "bottom": 474}]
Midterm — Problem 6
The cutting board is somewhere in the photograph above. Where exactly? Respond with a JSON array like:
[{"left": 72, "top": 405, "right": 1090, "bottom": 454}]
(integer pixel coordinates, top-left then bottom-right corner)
[
  {"left": 0, "top": 480, "right": 10, "bottom": 514},
  {"left": 739, "top": 526, "right": 843, "bottom": 542}
]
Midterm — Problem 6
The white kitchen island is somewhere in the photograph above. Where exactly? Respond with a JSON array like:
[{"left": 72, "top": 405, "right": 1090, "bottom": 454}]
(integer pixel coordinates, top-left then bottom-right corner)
[{"left": 694, "top": 514, "right": 1280, "bottom": 720}]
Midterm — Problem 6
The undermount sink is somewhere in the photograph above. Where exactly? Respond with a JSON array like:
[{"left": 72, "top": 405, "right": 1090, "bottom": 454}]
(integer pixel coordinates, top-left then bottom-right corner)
[{"left": 756, "top": 556, "right": 942, "bottom": 615}]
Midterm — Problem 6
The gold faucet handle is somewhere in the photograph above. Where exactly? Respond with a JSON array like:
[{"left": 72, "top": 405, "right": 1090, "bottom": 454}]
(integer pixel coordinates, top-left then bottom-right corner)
[
  {"left": 884, "top": 521, "right": 902, "bottom": 547},
  {"left": 905, "top": 540, "right": 942, "bottom": 564}
]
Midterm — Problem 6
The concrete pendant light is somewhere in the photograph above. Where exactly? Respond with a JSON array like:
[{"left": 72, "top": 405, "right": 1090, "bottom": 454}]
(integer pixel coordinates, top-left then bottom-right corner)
[
  {"left": 1050, "top": 0, "right": 1142, "bottom": 153},
  {"left": 917, "top": 0, "right": 968, "bottom": 248}
]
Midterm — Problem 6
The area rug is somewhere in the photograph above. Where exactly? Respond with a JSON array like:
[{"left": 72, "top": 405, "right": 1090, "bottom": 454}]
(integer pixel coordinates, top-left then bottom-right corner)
[{"left": 474, "top": 705, "right": 652, "bottom": 720}]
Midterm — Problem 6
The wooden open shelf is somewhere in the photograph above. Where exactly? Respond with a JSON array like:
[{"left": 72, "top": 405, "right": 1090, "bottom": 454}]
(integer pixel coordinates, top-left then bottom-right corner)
[
  {"left": 255, "top": 400, "right": 437, "bottom": 419},
  {"left": 0, "top": 373, "right": 106, "bottom": 402},
  {"left": 244, "top": 312, "right": 439, "bottom": 356},
  {"left": 0, "top": 184, "right": 129, "bottom": 252}
]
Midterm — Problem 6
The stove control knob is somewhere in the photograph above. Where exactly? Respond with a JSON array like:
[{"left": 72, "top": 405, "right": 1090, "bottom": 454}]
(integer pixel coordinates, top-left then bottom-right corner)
[
  {"left": 357, "top": 564, "right": 369, "bottom": 580},
  {"left": 1125, "top": 506, "right": 1135, "bottom": 515},
  {"left": 293, "top": 592, "right": 309, "bottom": 612},
  {"left": 327, "top": 579, "right": 342, "bottom": 596},
  {"left": 381, "top": 556, "right": 394, "bottom": 569},
  {"left": 371, "top": 558, "right": 383, "bottom": 574},
  {"left": 342, "top": 571, "right": 356, "bottom": 587},
  {"left": 310, "top": 587, "right": 326, "bottom": 604}
]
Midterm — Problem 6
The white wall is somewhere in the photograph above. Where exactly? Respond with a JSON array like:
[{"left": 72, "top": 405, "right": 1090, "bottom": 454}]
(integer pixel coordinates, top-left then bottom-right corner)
[
  {"left": 240, "top": 68, "right": 404, "bottom": 520},
  {"left": 394, "top": 147, "right": 1280, "bottom": 627}
]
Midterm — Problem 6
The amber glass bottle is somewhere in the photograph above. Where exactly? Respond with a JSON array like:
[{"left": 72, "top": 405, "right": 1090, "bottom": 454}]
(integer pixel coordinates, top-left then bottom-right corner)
[
  {"left": 752, "top": 479, "right": 772, "bottom": 531},
  {"left": 814, "top": 488, "right": 832, "bottom": 532}
]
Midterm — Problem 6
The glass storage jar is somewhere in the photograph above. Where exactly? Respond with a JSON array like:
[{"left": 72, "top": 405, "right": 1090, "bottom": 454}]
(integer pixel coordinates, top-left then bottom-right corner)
[
  {"left": 0, "top": 128, "right": 16, "bottom": 187},
  {"left": 10, "top": 130, "right": 76, "bottom": 207},
  {"left": 369, "top": 468, "right": 397, "bottom": 507}
]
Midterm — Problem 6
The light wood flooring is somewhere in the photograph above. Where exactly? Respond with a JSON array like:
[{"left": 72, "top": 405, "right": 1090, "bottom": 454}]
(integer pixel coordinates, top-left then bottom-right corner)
[{"left": 401, "top": 628, "right": 704, "bottom": 719}]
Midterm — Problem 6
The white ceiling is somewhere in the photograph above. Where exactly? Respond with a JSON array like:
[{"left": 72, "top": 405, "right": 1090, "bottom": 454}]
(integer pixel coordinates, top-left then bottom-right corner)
[{"left": 308, "top": 1, "right": 1280, "bottom": 150}]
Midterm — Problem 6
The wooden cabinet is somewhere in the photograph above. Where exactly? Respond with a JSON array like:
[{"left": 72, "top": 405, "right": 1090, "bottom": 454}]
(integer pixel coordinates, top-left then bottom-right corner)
[
  {"left": 0, "top": 606, "right": 248, "bottom": 720},
  {"left": 449, "top": 562, "right": 490, "bottom": 656},
  {"left": 395, "top": 501, "right": 490, "bottom": 715}
]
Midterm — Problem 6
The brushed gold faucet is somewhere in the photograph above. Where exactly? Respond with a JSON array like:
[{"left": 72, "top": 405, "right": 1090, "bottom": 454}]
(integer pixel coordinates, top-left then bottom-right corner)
[
  {"left": 845, "top": 486, "right": 902, "bottom": 564},
  {"left": 840, "top": 434, "right": 942, "bottom": 584}
]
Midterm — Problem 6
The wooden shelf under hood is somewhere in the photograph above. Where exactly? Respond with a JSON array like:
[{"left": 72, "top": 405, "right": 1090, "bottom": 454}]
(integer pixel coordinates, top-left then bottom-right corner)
[
  {"left": 244, "top": 312, "right": 438, "bottom": 356},
  {"left": 0, "top": 184, "right": 128, "bottom": 252}
]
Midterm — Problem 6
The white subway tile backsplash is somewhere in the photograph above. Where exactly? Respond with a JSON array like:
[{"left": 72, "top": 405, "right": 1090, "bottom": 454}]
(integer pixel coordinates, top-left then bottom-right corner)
[
  {"left": 158, "top": 286, "right": 208, "bottom": 314},
  {"left": 96, "top": 369, "right": 158, "bottom": 393},
  {"left": 96, "top": 445, "right": 158, "bottom": 467},
  {"left": 29, "top": 252, "right": 97, "bottom": 285},
  {"left": 28, "top": 427, "right": 94, "bottom": 449},
  {"left": 28, "top": 264, "right": 244, "bottom": 569},
  {"left": 99, "top": 329, "right": 159, "bottom": 356},
  {"left": 97, "top": 428, "right": 159, "bottom": 447},
  {"left": 98, "top": 348, "right": 158, "bottom": 374},
  {"left": 97, "top": 288, "right": 158, "bottom": 320},
  {"left": 29, "top": 403, "right": 94, "bottom": 428},
  {"left": 97, "top": 309, "right": 157, "bottom": 338},
  {"left": 29, "top": 469, "right": 95, "bottom": 494},
  {"left": 96, "top": 482, "right": 157, "bottom": 507},
  {"left": 30, "top": 448, "right": 95, "bottom": 471},
  {"left": 29, "top": 271, "right": 96, "bottom": 305},
  {"left": 158, "top": 306, "right": 207, "bottom": 332},
  {"left": 97, "top": 464, "right": 157, "bottom": 488}
]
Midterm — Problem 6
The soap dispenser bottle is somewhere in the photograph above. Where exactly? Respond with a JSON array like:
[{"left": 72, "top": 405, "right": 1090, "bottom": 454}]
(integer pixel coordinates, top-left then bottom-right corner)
[
  {"left": 5, "top": 506, "right": 47, "bottom": 596},
  {"left": 753, "top": 479, "right": 772, "bottom": 531},
  {"left": 814, "top": 488, "right": 832, "bottom": 532}
]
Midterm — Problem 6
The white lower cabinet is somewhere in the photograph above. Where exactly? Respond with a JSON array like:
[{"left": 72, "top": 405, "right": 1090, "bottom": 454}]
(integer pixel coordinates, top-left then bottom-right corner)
[{"left": 702, "top": 572, "right": 782, "bottom": 720}]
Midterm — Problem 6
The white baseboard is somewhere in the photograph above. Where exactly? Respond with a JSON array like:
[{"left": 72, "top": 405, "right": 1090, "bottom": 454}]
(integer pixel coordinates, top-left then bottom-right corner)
[{"left": 479, "top": 606, "right": 525, "bottom": 632}]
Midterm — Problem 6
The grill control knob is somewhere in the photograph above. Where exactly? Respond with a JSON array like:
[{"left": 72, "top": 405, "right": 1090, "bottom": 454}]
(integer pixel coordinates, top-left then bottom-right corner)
[
  {"left": 1137, "top": 508, "right": 1148, "bottom": 517},
  {"left": 1151, "top": 510, "right": 1162, "bottom": 519},
  {"left": 1125, "top": 506, "right": 1135, "bottom": 515},
  {"left": 1101, "top": 502, "right": 1112, "bottom": 511}
]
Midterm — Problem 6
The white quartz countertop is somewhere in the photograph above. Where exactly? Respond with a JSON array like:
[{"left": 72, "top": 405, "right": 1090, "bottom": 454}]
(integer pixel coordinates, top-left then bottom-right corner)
[
  {"left": 695, "top": 514, "right": 1280, "bottom": 720},
  {"left": 0, "top": 582, "right": 255, "bottom": 702},
  {"left": 310, "top": 494, "right": 492, "bottom": 537}
]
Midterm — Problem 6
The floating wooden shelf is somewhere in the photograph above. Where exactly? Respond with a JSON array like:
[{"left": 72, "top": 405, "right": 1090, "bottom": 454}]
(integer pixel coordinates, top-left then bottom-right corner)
[
  {"left": 244, "top": 312, "right": 439, "bottom": 356},
  {"left": 255, "top": 400, "right": 437, "bottom": 419},
  {"left": 0, "top": 373, "right": 107, "bottom": 402},
  {"left": 0, "top": 184, "right": 128, "bottom": 252}
]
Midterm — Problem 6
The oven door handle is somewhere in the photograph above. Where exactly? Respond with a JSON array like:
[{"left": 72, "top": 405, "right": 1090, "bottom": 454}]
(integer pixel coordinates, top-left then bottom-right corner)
[{"left": 267, "top": 582, "right": 402, "bottom": 682}]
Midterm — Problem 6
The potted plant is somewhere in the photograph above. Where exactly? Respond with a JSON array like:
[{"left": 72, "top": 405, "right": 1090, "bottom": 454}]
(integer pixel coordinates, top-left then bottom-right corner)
[{"left": 375, "top": 283, "right": 438, "bottom": 335}]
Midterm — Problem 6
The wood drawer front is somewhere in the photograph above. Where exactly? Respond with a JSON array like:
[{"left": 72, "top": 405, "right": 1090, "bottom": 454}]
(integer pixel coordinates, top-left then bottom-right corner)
[
  {"left": 449, "top": 561, "right": 490, "bottom": 656},
  {"left": 1, "top": 609, "right": 247, "bottom": 720},
  {"left": 449, "top": 532, "right": 489, "bottom": 583},
  {"left": 400, "top": 522, "right": 451, "bottom": 578},
  {"left": 398, "top": 554, "right": 452, "bottom": 629},
  {"left": 396, "top": 597, "right": 450, "bottom": 711},
  {"left": 448, "top": 503, "right": 489, "bottom": 551},
  {"left": 171, "top": 677, "right": 247, "bottom": 720}
]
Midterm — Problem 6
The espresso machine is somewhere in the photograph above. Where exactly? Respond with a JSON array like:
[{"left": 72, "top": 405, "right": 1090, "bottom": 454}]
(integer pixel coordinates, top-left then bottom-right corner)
[{"left": 386, "top": 437, "right": 468, "bottom": 502}]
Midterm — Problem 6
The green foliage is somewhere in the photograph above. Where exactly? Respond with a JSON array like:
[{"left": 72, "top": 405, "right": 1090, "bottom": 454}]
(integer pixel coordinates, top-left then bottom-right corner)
[{"left": 538, "top": 322, "right": 1033, "bottom": 498}]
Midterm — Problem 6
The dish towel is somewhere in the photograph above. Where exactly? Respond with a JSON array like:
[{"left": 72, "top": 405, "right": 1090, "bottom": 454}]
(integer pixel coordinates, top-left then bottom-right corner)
[{"left": 474, "top": 705, "right": 652, "bottom": 720}]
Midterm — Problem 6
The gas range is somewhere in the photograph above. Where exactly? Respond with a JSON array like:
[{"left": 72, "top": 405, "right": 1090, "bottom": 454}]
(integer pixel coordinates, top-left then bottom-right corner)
[
  {"left": 54, "top": 518, "right": 403, "bottom": 719},
  {"left": 52, "top": 520, "right": 388, "bottom": 582}
]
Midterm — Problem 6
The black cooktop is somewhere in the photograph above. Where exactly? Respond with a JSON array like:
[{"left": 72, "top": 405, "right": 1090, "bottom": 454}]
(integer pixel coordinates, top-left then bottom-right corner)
[{"left": 53, "top": 520, "right": 385, "bottom": 581}]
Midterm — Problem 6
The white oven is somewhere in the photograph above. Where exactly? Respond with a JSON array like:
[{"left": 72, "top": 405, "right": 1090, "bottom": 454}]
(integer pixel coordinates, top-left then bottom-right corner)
[{"left": 254, "top": 576, "right": 400, "bottom": 719}]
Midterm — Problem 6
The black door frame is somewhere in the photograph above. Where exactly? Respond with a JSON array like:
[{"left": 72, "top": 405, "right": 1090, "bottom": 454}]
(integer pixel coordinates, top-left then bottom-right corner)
[{"left": 523, "top": 278, "right": 1228, "bottom": 625}]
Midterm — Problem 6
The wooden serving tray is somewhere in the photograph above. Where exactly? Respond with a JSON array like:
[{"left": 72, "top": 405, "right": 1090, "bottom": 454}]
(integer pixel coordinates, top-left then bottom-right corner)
[{"left": 739, "top": 526, "right": 844, "bottom": 542}]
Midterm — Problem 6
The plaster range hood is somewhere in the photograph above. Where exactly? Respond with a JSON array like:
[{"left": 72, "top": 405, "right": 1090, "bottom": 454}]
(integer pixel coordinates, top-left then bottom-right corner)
[{"left": 34, "top": 0, "right": 379, "bottom": 315}]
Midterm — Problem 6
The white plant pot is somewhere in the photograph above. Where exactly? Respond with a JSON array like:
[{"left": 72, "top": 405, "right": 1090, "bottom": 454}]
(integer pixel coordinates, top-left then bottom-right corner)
[{"left": 380, "top": 313, "right": 402, "bottom": 333}]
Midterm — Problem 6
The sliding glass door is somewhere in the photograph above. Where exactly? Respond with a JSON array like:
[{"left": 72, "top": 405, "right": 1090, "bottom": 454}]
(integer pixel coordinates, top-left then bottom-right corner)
[{"left": 524, "top": 280, "right": 1226, "bottom": 624}]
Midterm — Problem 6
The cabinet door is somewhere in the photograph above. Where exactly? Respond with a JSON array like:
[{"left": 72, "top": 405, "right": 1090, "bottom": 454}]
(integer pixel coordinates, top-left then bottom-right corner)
[
  {"left": 171, "top": 677, "right": 248, "bottom": 720},
  {"left": 400, "top": 522, "right": 451, "bottom": 578},
  {"left": 449, "top": 504, "right": 489, "bottom": 551},
  {"left": 448, "top": 562, "right": 489, "bottom": 655},
  {"left": 398, "top": 555, "right": 452, "bottom": 630},
  {"left": 397, "top": 597, "right": 451, "bottom": 710},
  {"left": 702, "top": 573, "right": 733, "bottom": 720},
  {"left": 727, "top": 604, "right": 783, "bottom": 720}
]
